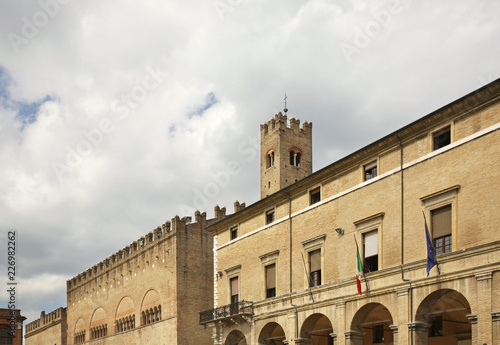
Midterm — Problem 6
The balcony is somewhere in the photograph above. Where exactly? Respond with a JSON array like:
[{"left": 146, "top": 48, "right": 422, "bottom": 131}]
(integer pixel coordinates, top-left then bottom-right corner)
[{"left": 199, "top": 301, "right": 253, "bottom": 325}]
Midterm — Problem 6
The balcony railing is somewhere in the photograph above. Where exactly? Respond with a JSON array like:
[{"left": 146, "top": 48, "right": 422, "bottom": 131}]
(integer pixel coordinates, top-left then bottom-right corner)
[{"left": 199, "top": 301, "right": 253, "bottom": 325}]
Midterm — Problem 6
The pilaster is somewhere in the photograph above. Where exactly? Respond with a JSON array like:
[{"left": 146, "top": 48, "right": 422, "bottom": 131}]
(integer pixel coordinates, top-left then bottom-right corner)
[
  {"left": 396, "top": 287, "right": 410, "bottom": 345},
  {"left": 492, "top": 312, "right": 500, "bottom": 345},
  {"left": 335, "top": 302, "right": 346, "bottom": 345},
  {"left": 475, "top": 271, "right": 493, "bottom": 344}
]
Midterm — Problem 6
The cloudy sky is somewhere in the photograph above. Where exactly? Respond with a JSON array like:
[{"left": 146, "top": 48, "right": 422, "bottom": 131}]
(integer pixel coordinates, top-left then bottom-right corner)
[{"left": 0, "top": 0, "right": 499, "bottom": 325}]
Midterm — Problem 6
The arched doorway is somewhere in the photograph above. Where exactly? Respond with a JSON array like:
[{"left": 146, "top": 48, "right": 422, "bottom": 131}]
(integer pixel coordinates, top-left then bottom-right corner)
[
  {"left": 349, "top": 303, "right": 394, "bottom": 345},
  {"left": 258, "top": 322, "right": 286, "bottom": 345},
  {"left": 414, "top": 289, "right": 471, "bottom": 345},
  {"left": 300, "top": 313, "right": 335, "bottom": 345},
  {"left": 225, "top": 330, "right": 247, "bottom": 345}
]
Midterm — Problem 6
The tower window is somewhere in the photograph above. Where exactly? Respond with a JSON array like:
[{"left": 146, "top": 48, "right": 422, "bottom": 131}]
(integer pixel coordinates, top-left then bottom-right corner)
[
  {"left": 290, "top": 150, "right": 301, "bottom": 167},
  {"left": 267, "top": 151, "right": 275, "bottom": 168}
]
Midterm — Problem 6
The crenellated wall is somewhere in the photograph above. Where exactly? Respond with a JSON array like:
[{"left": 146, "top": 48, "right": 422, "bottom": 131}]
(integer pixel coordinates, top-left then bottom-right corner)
[
  {"left": 25, "top": 307, "right": 67, "bottom": 345},
  {"left": 63, "top": 208, "right": 220, "bottom": 345}
]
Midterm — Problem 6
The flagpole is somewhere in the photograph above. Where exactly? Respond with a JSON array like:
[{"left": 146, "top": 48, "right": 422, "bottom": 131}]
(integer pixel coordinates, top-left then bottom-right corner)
[{"left": 354, "top": 235, "right": 369, "bottom": 292}]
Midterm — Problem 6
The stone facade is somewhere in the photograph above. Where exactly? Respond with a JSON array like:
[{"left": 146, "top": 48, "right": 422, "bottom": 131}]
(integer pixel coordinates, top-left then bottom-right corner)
[
  {"left": 25, "top": 308, "right": 67, "bottom": 345},
  {"left": 0, "top": 309, "right": 25, "bottom": 345},
  {"left": 26, "top": 211, "right": 217, "bottom": 345},
  {"left": 202, "top": 79, "right": 500, "bottom": 345}
]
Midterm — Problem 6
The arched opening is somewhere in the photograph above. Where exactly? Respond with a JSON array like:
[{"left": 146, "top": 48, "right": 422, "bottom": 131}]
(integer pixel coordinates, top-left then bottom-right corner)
[
  {"left": 415, "top": 289, "right": 472, "bottom": 345},
  {"left": 258, "top": 322, "right": 286, "bottom": 345},
  {"left": 225, "top": 330, "right": 247, "bottom": 345},
  {"left": 300, "top": 313, "right": 334, "bottom": 345},
  {"left": 350, "top": 303, "right": 393, "bottom": 345},
  {"left": 289, "top": 149, "right": 302, "bottom": 167}
]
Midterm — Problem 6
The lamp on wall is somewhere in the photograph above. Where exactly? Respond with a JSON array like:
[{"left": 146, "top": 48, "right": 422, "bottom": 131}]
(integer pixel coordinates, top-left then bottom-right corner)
[
  {"left": 335, "top": 228, "right": 344, "bottom": 235},
  {"left": 217, "top": 271, "right": 223, "bottom": 278}
]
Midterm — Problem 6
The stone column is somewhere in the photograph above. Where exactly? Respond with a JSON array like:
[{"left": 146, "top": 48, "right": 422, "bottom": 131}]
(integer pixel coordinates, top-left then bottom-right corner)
[
  {"left": 476, "top": 272, "right": 493, "bottom": 345},
  {"left": 335, "top": 302, "right": 346, "bottom": 345},
  {"left": 389, "top": 325, "right": 398, "bottom": 345},
  {"left": 465, "top": 314, "right": 477, "bottom": 345},
  {"left": 329, "top": 332, "right": 337, "bottom": 345},
  {"left": 408, "top": 321, "right": 429, "bottom": 345},
  {"left": 396, "top": 287, "right": 410, "bottom": 345},
  {"left": 492, "top": 312, "right": 500, "bottom": 345},
  {"left": 344, "top": 331, "right": 363, "bottom": 345}
]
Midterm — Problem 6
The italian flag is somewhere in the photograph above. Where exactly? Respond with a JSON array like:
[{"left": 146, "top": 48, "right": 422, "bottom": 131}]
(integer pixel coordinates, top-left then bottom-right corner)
[{"left": 356, "top": 241, "right": 363, "bottom": 295}]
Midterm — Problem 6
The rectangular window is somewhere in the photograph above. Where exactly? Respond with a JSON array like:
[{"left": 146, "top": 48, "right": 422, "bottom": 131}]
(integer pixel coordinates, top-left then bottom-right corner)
[
  {"left": 363, "top": 230, "right": 378, "bottom": 273},
  {"left": 429, "top": 316, "right": 443, "bottom": 337},
  {"left": 309, "top": 249, "right": 322, "bottom": 287},
  {"left": 266, "top": 209, "right": 275, "bottom": 224},
  {"left": 230, "top": 226, "right": 238, "bottom": 240},
  {"left": 265, "top": 264, "right": 276, "bottom": 298},
  {"left": 373, "top": 325, "right": 384, "bottom": 343},
  {"left": 310, "top": 187, "right": 321, "bottom": 205},
  {"left": 364, "top": 161, "right": 378, "bottom": 181},
  {"left": 230, "top": 276, "right": 239, "bottom": 313},
  {"left": 432, "top": 205, "right": 452, "bottom": 255},
  {"left": 433, "top": 126, "right": 451, "bottom": 150}
]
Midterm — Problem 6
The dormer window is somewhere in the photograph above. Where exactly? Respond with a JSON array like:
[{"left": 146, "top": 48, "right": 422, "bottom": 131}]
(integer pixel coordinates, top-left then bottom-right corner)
[{"left": 290, "top": 149, "right": 301, "bottom": 167}]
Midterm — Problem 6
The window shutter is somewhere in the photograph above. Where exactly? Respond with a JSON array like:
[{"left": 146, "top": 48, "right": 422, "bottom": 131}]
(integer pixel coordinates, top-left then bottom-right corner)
[
  {"left": 266, "top": 264, "right": 276, "bottom": 289},
  {"left": 230, "top": 277, "right": 239, "bottom": 296},
  {"left": 364, "top": 230, "right": 378, "bottom": 258},
  {"left": 432, "top": 205, "right": 451, "bottom": 238},
  {"left": 309, "top": 249, "right": 321, "bottom": 272}
]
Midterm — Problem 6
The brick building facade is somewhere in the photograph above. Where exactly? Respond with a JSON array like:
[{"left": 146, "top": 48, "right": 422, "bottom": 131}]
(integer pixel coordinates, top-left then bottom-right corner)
[
  {"left": 0, "top": 309, "right": 25, "bottom": 345},
  {"left": 200, "top": 79, "right": 500, "bottom": 345},
  {"left": 26, "top": 211, "right": 218, "bottom": 345}
]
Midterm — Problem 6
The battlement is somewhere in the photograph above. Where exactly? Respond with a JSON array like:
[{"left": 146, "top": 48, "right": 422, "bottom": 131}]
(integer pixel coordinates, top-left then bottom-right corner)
[
  {"left": 25, "top": 307, "right": 66, "bottom": 334},
  {"left": 260, "top": 112, "right": 312, "bottom": 137},
  {"left": 66, "top": 210, "right": 208, "bottom": 291}
]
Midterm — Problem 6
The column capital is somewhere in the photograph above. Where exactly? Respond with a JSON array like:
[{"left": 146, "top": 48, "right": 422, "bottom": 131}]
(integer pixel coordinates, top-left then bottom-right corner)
[
  {"left": 466, "top": 314, "right": 478, "bottom": 324},
  {"left": 329, "top": 332, "right": 337, "bottom": 341},
  {"left": 491, "top": 311, "right": 500, "bottom": 322},
  {"left": 389, "top": 324, "right": 398, "bottom": 334},
  {"left": 474, "top": 271, "right": 492, "bottom": 282},
  {"left": 294, "top": 337, "right": 313, "bottom": 345},
  {"left": 408, "top": 321, "right": 430, "bottom": 332},
  {"left": 345, "top": 330, "right": 364, "bottom": 340}
]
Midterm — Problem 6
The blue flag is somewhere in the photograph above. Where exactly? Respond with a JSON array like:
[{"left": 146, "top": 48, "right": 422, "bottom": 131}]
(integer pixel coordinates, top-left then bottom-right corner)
[{"left": 424, "top": 214, "right": 437, "bottom": 276}]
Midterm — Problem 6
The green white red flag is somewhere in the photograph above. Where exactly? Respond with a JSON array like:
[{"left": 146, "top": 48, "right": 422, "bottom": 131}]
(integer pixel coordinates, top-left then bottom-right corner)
[{"left": 356, "top": 239, "right": 363, "bottom": 295}]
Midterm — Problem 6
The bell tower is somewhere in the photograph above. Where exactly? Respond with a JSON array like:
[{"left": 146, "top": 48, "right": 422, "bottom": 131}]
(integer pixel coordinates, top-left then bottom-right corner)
[{"left": 260, "top": 110, "right": 312, "bottom": 199}]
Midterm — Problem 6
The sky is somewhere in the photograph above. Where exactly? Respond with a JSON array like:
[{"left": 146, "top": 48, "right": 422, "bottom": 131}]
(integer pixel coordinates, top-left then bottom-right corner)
[{"left": 0, "top": 0, "right": 499, "bottom": 326}]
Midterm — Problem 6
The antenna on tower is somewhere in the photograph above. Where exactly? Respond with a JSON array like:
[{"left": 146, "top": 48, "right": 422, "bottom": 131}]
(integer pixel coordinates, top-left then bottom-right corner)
[{"left": 283, "top": 92, "right": 288, "bottom": 114}]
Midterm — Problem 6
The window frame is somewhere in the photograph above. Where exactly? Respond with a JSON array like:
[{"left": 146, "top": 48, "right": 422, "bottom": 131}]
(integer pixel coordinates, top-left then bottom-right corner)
[
  {"left": 363, "top": 160, "right": 378, "bottom": 181},
  {"left": 265, "top": 209, "right": 275, "bottom": 225},
  {"left": 301, "top": 234, "right": 326, "bottom": 288},
  {"left": 354, "top": 213, "right": 384, "bottom": 273},
  {"left": 260, "top": 250, "right": 279, "bottom": 299},
  {"left": 432, "top": 125, "right": 452, "bottom": 151},
  {"left": 230, "top": 225, "right": 238, "bottom": 240},
  {"left": 421, "top": 186, "right": 459, "bottom": 254},
  {"left": 309, "top": 186, "right": 321, "bottom": 205},
  {"left": 225, "top": 264, "right": 241, "bottom": 307}
]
